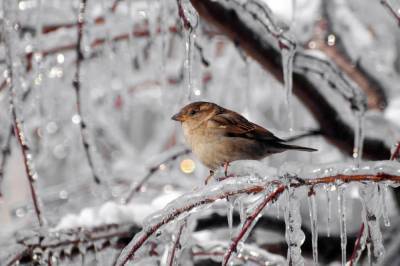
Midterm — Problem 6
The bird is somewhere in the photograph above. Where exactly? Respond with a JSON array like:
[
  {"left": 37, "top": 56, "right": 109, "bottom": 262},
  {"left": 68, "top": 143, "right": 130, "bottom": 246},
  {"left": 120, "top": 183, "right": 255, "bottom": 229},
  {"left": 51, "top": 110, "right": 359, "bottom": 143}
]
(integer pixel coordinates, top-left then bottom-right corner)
[{"left": 171, "top": 101, "right": 317, "bottom": 184}]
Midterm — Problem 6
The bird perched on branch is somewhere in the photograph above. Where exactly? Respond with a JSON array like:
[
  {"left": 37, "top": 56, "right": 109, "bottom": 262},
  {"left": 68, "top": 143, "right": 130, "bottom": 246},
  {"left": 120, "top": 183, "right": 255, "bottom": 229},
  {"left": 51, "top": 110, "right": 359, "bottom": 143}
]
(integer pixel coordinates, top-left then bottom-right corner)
[{"left": 172, "top": 101, "right": 317, "bottom": 184}]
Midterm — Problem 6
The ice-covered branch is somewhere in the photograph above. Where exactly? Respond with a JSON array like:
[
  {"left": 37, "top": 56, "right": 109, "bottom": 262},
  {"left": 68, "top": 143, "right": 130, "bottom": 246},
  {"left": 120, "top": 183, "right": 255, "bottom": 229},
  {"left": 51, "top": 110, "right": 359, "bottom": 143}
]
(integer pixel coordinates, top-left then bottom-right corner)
[
  {"left": 223, "top": 184, "right": 286, "bottom": 266},
  {"left": 167, "top": 220, "right": 186, "bottom": 266},
  {"left": 391, "top": 142, "right": 400, "bottom": 161},
  {"left": 3, "top": 0, "right": 45, "bottom": 226},
  {"left": 2, "top": 224, "right": 139, "bottom": 266},
  {"left": 115, "top": 177, "right": 265, "bottom": 266},
  {"left": 124, "top": 148, "right": 190, "bottom": 203},
  {"left": 115, "top": 161, "right": 400, "bottom": 265},
  {"left": 73, "top": 0, "right": 101, "bottom": 184},
  {"left": 189, "top": 0, "right": 392, "bottom": 160},
  {"left": 380, "top": 0, "right": 400, "bottom": 25}
]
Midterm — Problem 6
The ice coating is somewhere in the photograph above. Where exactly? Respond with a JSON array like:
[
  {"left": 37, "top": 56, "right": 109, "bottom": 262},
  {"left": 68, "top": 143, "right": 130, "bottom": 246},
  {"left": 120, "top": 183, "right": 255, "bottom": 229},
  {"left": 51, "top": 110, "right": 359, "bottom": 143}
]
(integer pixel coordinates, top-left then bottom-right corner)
[
  {"left": 307, "top": 194, "right": 318, "bottom": 265},
  {"left": 284, "top": 187, "right": 305, "bottom": 266},
  {"left": 337, "top": 186, "right": 347, "bottom": 266},
  {"left": 361, "top": 184, "right": 385, "bottom": 264},
  {"left": 115, "top": 176, "right": 268, "bottom": 265},
  {"left": 281, "top": 42, "right": 296, "bottom": 132}
]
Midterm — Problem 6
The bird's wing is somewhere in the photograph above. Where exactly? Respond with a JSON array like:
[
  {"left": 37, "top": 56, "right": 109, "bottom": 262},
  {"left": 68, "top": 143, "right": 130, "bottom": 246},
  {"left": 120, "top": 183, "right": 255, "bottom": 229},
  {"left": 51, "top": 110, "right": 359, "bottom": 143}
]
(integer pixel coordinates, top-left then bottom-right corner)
[{"left": 207, "top": 111, "right": 285, "bottom": 142}]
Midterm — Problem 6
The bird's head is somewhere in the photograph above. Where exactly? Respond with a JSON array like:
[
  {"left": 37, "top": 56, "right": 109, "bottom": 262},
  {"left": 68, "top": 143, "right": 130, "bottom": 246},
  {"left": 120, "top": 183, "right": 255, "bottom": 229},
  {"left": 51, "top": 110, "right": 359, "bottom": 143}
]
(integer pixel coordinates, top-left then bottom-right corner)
[{"left": 171, "top": 101, "right": 221, "bottom": 125}]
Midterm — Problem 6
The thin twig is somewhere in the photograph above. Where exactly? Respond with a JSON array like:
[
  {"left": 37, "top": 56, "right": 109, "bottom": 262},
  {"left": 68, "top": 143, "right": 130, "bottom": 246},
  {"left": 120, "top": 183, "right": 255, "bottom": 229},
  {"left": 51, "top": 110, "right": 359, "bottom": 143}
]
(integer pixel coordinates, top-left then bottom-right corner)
[
  {"left": 168, "top": 220, "right": 186, "bottom": 266},
  {"left": 3, "top": 1, "right": 45, "bottom": 226},
  {"left": 124, "top": 148, "right": 190, "bottom": 203},
  {"left": 380, "top": 0, "right": 400, "bottom": 25},
  {"left": 390, "top": 142, "right": 400, "bottom": 161},
  {"left": 177, "top": 0, "right": 193, "bottom": 31},
  {"left": 5, "top": 224, "right": 137, "bottom": 266},
  {"left": 348, "top": 223, "right": 365, "bottom": 266},
  {"left": 74, "top": 0, "right": 101, "bottom": 184},
  {"left": 223, "top": 185, "right": 286, "bottom": 266}
]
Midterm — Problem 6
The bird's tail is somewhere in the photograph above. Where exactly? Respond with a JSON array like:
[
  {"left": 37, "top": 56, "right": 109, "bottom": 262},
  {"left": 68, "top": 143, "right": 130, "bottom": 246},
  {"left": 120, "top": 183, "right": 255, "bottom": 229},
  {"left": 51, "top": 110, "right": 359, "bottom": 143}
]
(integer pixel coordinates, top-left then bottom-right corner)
[{"left": 275, "top": 143, "right": 317, "bottom": 152}]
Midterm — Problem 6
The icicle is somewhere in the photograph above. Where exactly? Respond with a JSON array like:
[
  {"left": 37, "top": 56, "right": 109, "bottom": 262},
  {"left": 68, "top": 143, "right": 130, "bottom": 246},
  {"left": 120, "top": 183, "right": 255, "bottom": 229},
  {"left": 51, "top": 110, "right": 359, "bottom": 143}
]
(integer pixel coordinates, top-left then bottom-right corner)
[
  {"left": 284, "top": 187, "right": 305, "bottom": 266},
  {"left": 276, "top": 200, "right": 280, "bottom": 220},
  {"left": 280, "top": 41, "right": 296, "bottom": 133},
  {"left": 326, "top": 187, "right": 331, "bottom": 237},
  {"left": 367, "top": 243, "right": 372, "bottom": 266},
  {"left": 184, "top": 30, "right": 195, "bottom": 100},
  {"left": 227, "top": 198, "right": 234, "bottom": 239},
  {"left": 308, "top": 194, "right": 318, "bottom": 265},
  {"left": 238, "top": 197, "right": 246, "bottom": 225},
  {"left": 380, "top": 184, "right": 390, "bottom": 227},
  {"left": 352, "top": 110, "right": 365, "bottom": 166},
  {"left": 337, "top": 186, "right": 347, "bottom": 266},
  {"left": 361, "top": 184, "right": 385, "bottom": 264}
]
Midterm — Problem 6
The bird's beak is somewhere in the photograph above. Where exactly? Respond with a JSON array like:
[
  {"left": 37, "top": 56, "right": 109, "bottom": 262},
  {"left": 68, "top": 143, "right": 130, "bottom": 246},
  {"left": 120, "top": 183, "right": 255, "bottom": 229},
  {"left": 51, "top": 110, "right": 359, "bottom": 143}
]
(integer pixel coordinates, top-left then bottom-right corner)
[{"left": 171, "top": 112, "right": 184, "bottom": 122}]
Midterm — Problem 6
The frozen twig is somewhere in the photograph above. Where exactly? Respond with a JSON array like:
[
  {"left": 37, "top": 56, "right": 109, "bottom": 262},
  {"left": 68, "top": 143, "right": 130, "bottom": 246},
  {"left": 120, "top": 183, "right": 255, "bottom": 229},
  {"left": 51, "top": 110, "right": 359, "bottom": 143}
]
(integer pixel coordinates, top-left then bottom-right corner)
[
  {"left": 74, "top": 0, "right": 101, "bottom": 184},
  {"left": 380, "top": 0, "right": 400, "bottom": 25},
  {"left": 4, "top": 224, "right": 138, "bottom": 266},
  {"left": 391, "top": 142, "right": 400, "bottom": 161},
  {"left": 115, "top": 168, "right": 400, "bottom": 265},
  {"left": 115, "top": 181, "right": 265, "bottom": 266},
  {"left": 348, "top": 140, "right": 399, "bottom": 265},
  {"left": 124, "top": 148, "right": 190, "bottom": 203},
  {"left": 3, "top": 0, "right": 45, "bottom": 226},
  {"left": 168, "top": 220, "right": 186, "bottom": 266},
  {"left": 223, "top": 185, "right": 286, "bottom": 266},
  {"left": 348, "top": 223, "right": 365, "bottom": 266},
  {"left": 177, "top": 0, "right": 193, "bottom": 31}
]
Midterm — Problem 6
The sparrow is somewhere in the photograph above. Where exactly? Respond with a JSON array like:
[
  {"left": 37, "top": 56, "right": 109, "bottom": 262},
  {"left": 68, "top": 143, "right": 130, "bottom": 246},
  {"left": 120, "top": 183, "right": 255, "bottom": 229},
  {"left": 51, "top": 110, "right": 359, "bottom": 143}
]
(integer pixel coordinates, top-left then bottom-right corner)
[{"left": 172, "top": 101, "right": 317, "bottom": 184}]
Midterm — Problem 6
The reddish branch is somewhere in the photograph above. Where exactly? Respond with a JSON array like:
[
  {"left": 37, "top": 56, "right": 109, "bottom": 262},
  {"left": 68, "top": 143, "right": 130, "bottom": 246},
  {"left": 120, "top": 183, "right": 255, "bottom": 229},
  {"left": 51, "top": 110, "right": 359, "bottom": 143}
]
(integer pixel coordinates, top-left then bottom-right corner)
[
  {"left": 168, "top": 221, "right": 186, "bottom": 266},
  {"left": 223, "top": 185, "right": 286, "bottom": 266},
  {"left": 115, "top": 185, "right": 265, "bottom": 266},
  {"left": 308, "top": 19, "right": 387, "bottom": 110},
  {"left": 5, "top": 224, "right": 137, "bottom": 266},
  {"left": 348, "top": 140, "right": 400, "bottom": 265},
  {"left": 74, "top": 0, "right": 100, "bottom": 184},
  {"left": 177, "top": 0, "right": 193, "bottom": 31},
  {"left": 3, "top": 6, "right": 45, "bottom": 226},
  {"left": 189, "top": 0, "right": 391, "bottom": 160},
  {"left": 380, "top": 0, "right": 400, "bottom": 25},
  {"left": 348, "top": 223, "right": 365, "bottom": 266},
  {"left": 116, "top": 171, "right": 400, "bottom": 265},
  {"left": 391, "top": 142, "right": 400, "bottom": 161}
]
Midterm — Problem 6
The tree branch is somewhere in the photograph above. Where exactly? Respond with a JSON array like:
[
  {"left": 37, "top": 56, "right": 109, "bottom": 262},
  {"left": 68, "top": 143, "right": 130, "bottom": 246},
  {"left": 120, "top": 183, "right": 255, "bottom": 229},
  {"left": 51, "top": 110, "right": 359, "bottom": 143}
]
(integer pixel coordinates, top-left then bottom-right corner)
[
  {"left": 115, "top": 167, "right": 400, "bottom": 265},
  {"left": 73, "top": 0, "right": 100, "bottom": 184}
]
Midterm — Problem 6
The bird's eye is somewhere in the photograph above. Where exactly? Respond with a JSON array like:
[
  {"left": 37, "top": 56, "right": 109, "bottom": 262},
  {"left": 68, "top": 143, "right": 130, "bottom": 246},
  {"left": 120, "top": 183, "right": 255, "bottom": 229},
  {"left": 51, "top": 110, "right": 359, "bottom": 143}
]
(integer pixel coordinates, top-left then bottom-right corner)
[{"left": 189, "top": 109, "right": 197, "bottom": 116}]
